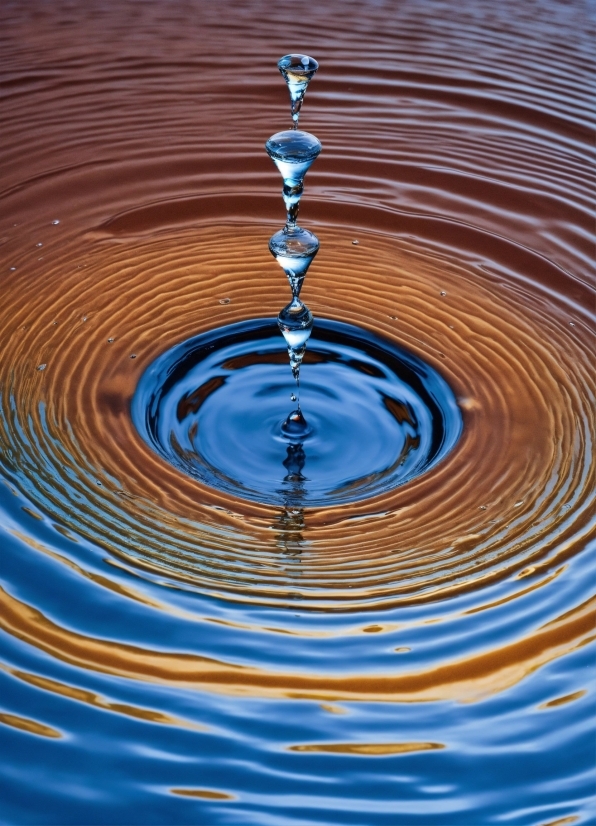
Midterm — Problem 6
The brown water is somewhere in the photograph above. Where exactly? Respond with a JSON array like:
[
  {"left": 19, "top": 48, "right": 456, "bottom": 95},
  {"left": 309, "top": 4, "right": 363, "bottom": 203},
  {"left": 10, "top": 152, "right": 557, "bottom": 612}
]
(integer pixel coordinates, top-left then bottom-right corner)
[{"left": 0, "top": 1, "right": 594, "bottom": 823}]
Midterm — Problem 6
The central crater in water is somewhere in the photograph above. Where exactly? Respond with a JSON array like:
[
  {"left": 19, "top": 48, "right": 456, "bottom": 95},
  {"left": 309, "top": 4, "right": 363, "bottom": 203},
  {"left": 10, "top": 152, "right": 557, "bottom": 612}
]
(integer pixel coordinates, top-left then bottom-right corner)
[{"left": 133, "top": 319, "right": 462, "bottom": 507}]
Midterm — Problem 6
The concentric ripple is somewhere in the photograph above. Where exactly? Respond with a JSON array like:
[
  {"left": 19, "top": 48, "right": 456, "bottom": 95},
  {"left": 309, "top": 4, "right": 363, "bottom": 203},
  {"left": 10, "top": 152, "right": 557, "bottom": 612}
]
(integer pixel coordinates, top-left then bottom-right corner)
[
  {"left": 132, "top": 318, "right": 462, "bottom": 506},
  {"left": 0, "top": 0, "right": 594, "bottom": 823}
]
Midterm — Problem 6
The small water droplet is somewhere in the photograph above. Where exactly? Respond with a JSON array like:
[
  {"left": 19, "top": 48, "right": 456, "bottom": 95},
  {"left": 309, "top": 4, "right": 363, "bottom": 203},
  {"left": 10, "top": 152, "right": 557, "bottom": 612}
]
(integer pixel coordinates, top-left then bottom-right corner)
[
  {"left": 52, "top": 220, "right": 60, "bottom": 225},
  {"left": 514, "top": 500, "right": 524, "bottom": 507},
  {"left": 107, "top": 338, "right": 114, "bottom": 343},
  {"left": 569, "top": 322, "right": 575, "bottom": 327},
  {"left": 389, "top": 315, "right": 397, "bottom": 320},
  {"left": 440, "top": 291, "right": 447, "bottom": 296},
  {"left": 81, "top": 316, "right": 87, "bottom": 321},
  {"left": 219, "top": 298, "right": 231, "bottom": 305},
  {"left": 37, "top": 364, "right": 46, "bottom": 371},
  {"left": 36, "top": 242, "right": 43, "bottom": 247},
  {"left": 130, "top": 354, "right": 137, "bottom": 359},
  {"left": 9, "top": 267, "right": 16, "bottom": 271},
  {"left": 52, "top": 321, "right": 58, "bottom": 325},
  {"left": 290, "top": 393, "right": 296, "bottom": 401},
  {"left": 352, "top": 239, "right": 359, "bottom": 245},
  {"left": 479, "top": 505, "right": 487, "bottom": 510},
  {"left": 96, "top": 481, "right": 102, "bottom": 486}
]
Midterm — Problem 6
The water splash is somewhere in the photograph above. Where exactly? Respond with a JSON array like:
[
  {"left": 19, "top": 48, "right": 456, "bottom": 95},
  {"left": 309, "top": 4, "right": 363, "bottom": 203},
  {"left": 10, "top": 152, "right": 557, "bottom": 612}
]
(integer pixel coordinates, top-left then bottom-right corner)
[{"left": 266, "top": 55, "right": 321, "bottom": 425}]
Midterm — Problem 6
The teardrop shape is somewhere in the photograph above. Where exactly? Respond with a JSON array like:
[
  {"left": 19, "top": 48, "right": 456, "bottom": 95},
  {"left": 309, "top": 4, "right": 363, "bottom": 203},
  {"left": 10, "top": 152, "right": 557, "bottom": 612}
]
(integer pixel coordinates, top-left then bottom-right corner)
[
  {"left": 281, "top": 410, "right": 311, "bottom": 441},
  {"left": 266, "top": 129, "right": 321, "bottom": 179},
  {"left": 278, "top": 54, "right": 319, "bottom": 127},
  {"left": 269, "top": 226, "right": 319, "bottom": 297},
  {"left": 265, "top": 130, "right": 321, "bottom": 226},
  {"left": 278, "top": 297, "right": 314, "bottom": 351},
  {"left": 278, "top": 298, "right": 314, "bottom": 381}
]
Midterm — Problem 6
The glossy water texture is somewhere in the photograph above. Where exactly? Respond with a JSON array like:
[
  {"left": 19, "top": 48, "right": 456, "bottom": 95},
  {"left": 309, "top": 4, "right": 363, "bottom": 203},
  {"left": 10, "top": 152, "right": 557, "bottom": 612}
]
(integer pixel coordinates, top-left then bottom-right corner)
[
  {"left": 0, "top": 1, "right": 594, "bottom": 823},
  {"left": 132, "top": 318, "right": 462, "bottom": 506}
]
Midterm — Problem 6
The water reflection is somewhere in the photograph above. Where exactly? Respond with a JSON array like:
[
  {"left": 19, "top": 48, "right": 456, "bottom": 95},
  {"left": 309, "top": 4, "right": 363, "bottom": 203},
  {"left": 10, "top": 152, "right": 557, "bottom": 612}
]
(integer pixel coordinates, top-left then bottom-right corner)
[
  {"left": 0, "top": 0, "right": 593, "bottom": 823},
  {"left": 275, "top": 440, "right": 308, "bottom": 558}
]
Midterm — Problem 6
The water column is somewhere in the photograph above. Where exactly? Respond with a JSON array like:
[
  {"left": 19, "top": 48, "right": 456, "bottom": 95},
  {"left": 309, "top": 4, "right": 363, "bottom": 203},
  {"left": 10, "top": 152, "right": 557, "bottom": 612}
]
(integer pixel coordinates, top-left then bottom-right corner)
[{"left": 266, "top": 54, "right": 321, "bottom": 438}]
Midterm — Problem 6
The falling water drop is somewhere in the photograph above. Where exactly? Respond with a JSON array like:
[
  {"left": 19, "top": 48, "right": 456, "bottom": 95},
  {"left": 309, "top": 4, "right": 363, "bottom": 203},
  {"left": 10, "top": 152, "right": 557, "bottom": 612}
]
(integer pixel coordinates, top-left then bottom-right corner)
[
  {"left": 277, "top": 297, "right": 314, "bottom": 382},
  {"left": 269, "top": 225, "right": 319, "bottom": 297},
  {"left": 265, "top": 130, "right": 321, "bottom": 228},
  {"left": 267, "top": 54, "right": 321, "bottom": 439},
  {"left": 277, "top": 53, "right": 319, "bottom": 128}
]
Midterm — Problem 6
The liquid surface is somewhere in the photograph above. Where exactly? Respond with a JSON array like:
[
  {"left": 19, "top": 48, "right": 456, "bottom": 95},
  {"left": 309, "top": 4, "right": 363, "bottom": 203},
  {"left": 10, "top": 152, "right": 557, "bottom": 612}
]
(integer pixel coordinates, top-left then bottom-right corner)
[
  {"left": 132, "top": 318, "right": 462, "bottom": 506},
  {"left": 0, "top": 1, "right": 594, "bottom": 824}
]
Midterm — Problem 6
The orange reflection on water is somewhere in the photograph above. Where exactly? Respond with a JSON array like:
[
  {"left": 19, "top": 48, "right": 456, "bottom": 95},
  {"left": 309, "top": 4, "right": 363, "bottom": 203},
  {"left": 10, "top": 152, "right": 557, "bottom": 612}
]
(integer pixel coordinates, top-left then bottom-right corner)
[
  {"left": 1, "top": 584, "right": 593, "bottom": 703},
  {"left": 288, "top": 742, "right": 444, "bottom": 756}
]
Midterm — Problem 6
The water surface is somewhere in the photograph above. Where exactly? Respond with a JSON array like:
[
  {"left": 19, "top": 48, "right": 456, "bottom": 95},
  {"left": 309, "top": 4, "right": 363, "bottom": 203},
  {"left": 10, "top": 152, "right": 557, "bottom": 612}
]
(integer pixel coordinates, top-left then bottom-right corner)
[{"left": 0, "top": 1, "right": 594, "bottom": 823}]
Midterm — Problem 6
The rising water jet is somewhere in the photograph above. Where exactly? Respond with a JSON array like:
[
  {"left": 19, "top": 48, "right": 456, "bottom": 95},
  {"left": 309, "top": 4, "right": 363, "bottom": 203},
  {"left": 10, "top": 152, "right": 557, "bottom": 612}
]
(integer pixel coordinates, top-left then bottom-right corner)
[{"left": 266, "top": 54, "right": 321, "bottom": 438}]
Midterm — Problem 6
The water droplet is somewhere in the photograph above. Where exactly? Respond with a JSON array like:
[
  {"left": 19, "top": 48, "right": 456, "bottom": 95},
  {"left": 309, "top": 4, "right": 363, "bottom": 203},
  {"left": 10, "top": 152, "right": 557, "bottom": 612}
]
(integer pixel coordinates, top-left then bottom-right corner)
[
  {"left": 440, "top": 291, "right": 447, "bottom": 296},
  {"left": 36, "top": 242, "right": 43, "bottom": 247},
  {"left": 219, "top": 298, "right": 231, "bottom": 305},
  {"left": 51, "top": 220, "right": 60, "bottom": 225},
  {"left": 569, "top": 322, "right": 575, "bottom": 327},
  {"left": 37, "top": 364, "right": 46, "bottom": 371},
  {"left": 96, "top": 481, "right": 102, "bottom": 486},
  {"left": 290, "top": 393, "right": 296, "bottom": 401},
  {"left": 9, "top": 267, "right": 16, "bottom": 272},
  {"left": 389, "top": 316, "right": 397, "bottom": 320},
  {"left": 514, "top": 500, "right": 524, "bottom": 507},
  {"left": 352, "top": 239, "right": 359, "bottom": 245},
  {"left": 269, "top": 226, "right": 319, "bottom": 297},
  {"left": 52, "top": 321, "right": 58, "bottom": 325},
  {"left": 130, "top": 354, "right": 137, "bottom": 359},
  {"left": 479, "top": 505, "right": 487, "bottom": 510},
  {"left": 81, "top": 316, "right": 87, "bottom": 322},
  {"left": 266, "top": 130, "right": 321, "bottom": 228},
  {"left": 277, "top": 53, "right": 319, "bottom": 126},
  {"left": 278, "top": 297, "right": 314, "bottom": 381},
  {"left": 281, "top": 408, "right": 311, "bottom": 439},
  {"left": 107, "top": 337, "right": 114, "bottom": 343}
]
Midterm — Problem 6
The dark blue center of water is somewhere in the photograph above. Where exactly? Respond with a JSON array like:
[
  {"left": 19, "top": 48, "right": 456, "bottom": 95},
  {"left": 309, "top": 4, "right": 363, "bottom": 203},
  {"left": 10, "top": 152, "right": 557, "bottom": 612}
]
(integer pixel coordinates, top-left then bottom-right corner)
[{"left": 132, "top": 319, "right": 462, "bottom": 507}]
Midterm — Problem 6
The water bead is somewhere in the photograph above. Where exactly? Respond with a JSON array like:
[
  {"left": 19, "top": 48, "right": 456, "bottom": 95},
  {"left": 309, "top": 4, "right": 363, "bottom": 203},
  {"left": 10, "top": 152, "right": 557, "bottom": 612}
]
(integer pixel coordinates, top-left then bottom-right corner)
[{"left": 277, "top": 53, "right": 319, "bottom": 126}]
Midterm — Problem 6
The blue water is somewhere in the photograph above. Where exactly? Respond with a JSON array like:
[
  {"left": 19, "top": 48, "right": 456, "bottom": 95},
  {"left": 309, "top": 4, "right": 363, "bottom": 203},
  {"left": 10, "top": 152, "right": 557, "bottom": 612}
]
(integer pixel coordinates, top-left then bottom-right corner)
[
  {"left": 132, "top": 318, "right": 462, "bottom": 506},
  {"left": 0, "top": 0, "right": 594, "bottom": 823}
]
